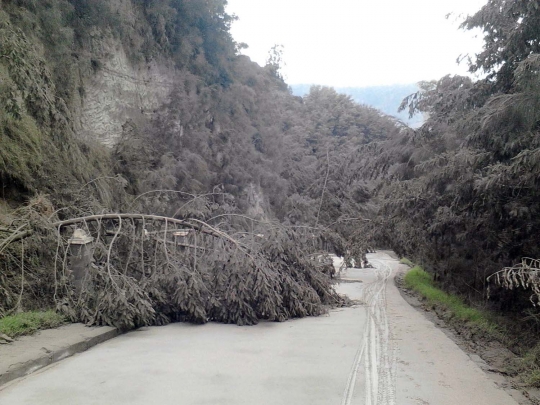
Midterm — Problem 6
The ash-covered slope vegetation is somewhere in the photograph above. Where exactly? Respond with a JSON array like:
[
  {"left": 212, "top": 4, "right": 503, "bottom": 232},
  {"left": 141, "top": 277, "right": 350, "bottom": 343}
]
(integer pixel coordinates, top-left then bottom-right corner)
[
  {"left": 0, "top": 0, "right": 398, "bottom": 222},
  {"left": 6, "top": 0, "right": 540, "bottom": 341},
  {"left": 360, "top": 0, "right": 540, "bottom": 326},
  {"left": 0, "top": 0, "right": 399, "bottom": 327},
  {"left": 291, "top": 83, "right": 424, "bottom": 128}
]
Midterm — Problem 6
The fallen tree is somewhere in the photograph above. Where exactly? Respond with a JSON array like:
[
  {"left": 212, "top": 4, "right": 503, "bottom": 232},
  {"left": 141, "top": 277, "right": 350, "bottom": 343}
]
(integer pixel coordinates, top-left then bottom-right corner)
[
  {"left": 1, "top": 199, "right": 349, "bottom": 328},
  {"left": 57, "top": 213, "right": 348, "bottom": 328}
]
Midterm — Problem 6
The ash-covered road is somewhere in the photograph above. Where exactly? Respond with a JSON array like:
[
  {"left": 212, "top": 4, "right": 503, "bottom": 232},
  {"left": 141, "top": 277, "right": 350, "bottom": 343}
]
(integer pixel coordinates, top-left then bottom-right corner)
[{"left": 0, "top": 252, "right": 519, "bottom": 404}]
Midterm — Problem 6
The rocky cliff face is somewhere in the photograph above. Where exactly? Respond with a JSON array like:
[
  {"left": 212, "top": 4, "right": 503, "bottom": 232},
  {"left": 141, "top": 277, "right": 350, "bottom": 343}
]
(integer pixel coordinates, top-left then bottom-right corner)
[
  {"left": 73, "top": 0, "right": 176, "bottom": 147},
  {"left": 77, "top": 39, "right": 175, "bottom": 146},
  {"left": 245, "top": 183, "right": 267, "bottom": 220}
]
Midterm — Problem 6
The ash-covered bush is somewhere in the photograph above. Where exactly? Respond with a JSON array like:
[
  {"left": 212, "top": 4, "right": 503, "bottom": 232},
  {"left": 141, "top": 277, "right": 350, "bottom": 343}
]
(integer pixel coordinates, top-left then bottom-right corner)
[{"left": 52, "top": 215, "right": 348, "bottom": 329}]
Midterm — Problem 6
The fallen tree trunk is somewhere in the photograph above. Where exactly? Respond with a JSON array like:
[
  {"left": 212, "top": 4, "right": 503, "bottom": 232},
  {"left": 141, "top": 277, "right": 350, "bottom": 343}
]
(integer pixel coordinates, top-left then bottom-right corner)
[{"left": 53, "top": 214, "right": 226, "bottom": 240}]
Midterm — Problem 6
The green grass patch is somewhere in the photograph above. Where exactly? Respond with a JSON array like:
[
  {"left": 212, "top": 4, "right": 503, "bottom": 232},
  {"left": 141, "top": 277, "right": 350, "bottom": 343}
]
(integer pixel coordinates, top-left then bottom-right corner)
[
  {"left": 520, "top": 343, "right": 540, "bottom": 387},
  {"left": 0, "top": 311, "right": 65, "bottom": 338},
  {"left": 399, "top": 257, "right": 414, "bottom": 267},
  {"left": 404, "top": 266, "right": 498, "bottom": 334},
  {"left": 524, "top": 369, "right": 540, "bottom": 388}
]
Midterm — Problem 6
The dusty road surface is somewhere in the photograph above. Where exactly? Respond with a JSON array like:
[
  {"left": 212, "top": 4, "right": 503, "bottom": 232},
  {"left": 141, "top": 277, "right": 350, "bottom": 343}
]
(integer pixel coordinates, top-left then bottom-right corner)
[{"left": 0, "top": 252, "right": 520, "bottom": 405}]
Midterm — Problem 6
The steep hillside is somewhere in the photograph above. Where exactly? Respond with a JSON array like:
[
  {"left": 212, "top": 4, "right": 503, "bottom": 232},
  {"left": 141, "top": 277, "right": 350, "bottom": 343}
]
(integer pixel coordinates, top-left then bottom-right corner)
[
  {"left": 0, "top": 0, "right": 400, "bottom": 326},
  {"left": 0, "top": 0, "right": 399, "bottom": 217}
]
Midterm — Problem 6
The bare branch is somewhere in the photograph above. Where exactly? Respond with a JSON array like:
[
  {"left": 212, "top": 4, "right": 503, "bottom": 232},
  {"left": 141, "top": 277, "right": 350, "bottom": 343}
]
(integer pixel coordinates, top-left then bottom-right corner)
[
  {"left": 52, "top": 214, "right": 224, "bottom": 239},
  {"left": 0, "top": 224, "right": 32, "bottom": 254},
  {"left": 315, "top": 149, "right": 330, "bottom": 227}
]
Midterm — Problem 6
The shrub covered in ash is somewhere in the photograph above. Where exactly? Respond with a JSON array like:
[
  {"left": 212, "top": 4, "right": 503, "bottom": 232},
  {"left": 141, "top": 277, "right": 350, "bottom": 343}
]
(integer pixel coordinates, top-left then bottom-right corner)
[
  {"left": 2, "top": 199, "right": 349, "bottom": 329},
  {"left": 56, "top": 217, "right": 349, "bottom": 329}
]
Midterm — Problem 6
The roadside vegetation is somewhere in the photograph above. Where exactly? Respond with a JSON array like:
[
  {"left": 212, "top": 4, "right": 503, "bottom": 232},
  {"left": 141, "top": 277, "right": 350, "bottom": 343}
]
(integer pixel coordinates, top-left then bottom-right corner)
[
  {"left": 0, "top": 311, "right": 65, "bottom": 339},
  {"left": 399, "top": 258, "right": 414, "bottom": 267},
  {"left": 404, "top": 266, "right": 501, "bottom": 337},
  {"left": 360, "top": 0, "right": 540, "bottom": 331},
  {"left": 522, "top": 345, "right": 540, "bottom": 388},
  {"left": 404, "top": 265, "right": 540, "bottom": 388}
]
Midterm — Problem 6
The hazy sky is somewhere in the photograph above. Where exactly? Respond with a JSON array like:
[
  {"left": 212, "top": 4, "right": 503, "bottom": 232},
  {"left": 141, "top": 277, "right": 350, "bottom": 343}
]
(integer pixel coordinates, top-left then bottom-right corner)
[{"left": 226, "top": 0, "right": 488, "bottom": 87}]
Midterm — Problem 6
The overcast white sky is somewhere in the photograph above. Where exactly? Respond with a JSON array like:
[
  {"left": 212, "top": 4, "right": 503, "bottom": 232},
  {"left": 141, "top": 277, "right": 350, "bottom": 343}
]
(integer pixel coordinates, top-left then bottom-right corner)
[{"left": 226, "top": 0, "right": 488, "bottom": 87}]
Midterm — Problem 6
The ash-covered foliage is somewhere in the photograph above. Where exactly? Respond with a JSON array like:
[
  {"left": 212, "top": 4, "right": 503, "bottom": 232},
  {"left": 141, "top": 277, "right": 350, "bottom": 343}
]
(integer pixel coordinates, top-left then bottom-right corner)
[
  {"left": 1, "top": 197, "right": 348, "bottom": 328},
  {"left": 0, "top": 196, "right": 59, "bottom": 317},
  {"left": 1, "top": 0, "right": 397, "bottom": 228},
  {"left": 349, "top": 1, "right": 540, "bottom": 323},
  {"left": 56, "top": 218, "right": 347, "bottom": 329},
  {"left": 0, "top": 0, "right": 396, "bottom": 332},
  {"left": 5, "top": 0, "right": 540, "bottom": 349},
  {"left": 7, "top": 0, "right": 540, "bottom": 325}
]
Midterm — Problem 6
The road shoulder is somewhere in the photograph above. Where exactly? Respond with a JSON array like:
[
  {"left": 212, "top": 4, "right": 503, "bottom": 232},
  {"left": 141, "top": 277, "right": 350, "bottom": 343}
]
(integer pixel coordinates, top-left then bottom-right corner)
[
  {"left": 0, "top": 323, "right": 118, "bottom": 388},
  {"left": 393, "top": 264, "right": 537, "bottom": 405}
]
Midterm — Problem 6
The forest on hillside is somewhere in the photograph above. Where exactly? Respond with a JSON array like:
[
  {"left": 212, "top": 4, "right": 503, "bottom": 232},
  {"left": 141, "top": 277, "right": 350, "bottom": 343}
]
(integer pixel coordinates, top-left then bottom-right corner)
[
  {"left": 0, "top": 0, "right": 398, "bottom": 327},
  {"left": 291, "top": 83, "right": 424, "bottom": 127},
  {"left": 1, "top": 0, "right": 540, "bottom": 359}
]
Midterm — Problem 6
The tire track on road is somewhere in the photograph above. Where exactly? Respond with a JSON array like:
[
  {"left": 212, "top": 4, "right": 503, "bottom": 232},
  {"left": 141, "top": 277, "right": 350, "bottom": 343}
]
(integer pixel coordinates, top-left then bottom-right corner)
[{"left": 341, "top": 257, "right": 397, "bottom": 405}]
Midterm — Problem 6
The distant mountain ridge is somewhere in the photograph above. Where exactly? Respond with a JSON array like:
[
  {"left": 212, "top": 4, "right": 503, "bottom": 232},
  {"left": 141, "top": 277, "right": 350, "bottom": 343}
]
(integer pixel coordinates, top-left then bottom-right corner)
[{"left": 290, "top": 83, "right": 423, "bottom": 128}]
